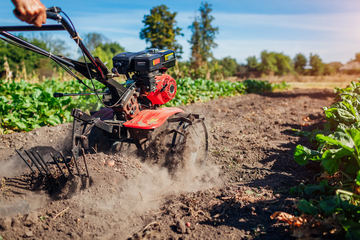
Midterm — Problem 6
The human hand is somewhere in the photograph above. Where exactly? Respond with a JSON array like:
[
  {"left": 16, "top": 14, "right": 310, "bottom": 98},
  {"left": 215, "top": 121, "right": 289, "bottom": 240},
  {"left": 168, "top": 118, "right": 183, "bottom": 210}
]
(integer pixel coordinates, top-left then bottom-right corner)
[{"left": 11, "top": 0, "right": 47, "bottom": 27}]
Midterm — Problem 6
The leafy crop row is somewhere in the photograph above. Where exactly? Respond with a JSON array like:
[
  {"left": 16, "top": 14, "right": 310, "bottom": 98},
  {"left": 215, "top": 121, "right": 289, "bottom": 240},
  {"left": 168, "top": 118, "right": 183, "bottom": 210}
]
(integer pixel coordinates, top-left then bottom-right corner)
[
  {"left": 293, "top": 81, "right": 360, "bottom": 239},
  {"left": 0, "top": 78, "right": 288, "bottom": 133},
  {"left": 0, "top": 79, "right": 102, "bottom": 133}
]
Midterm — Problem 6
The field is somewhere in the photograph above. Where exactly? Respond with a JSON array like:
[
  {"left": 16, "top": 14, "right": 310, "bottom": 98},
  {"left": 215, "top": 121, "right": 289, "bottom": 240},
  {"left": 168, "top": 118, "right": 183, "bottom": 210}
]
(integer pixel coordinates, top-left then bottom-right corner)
[
  {"left": 259, "top": 74, "right": 360, "bottom": 89},
  {"left": 0, "top": 86, "right": 341, "bottom": 239}
]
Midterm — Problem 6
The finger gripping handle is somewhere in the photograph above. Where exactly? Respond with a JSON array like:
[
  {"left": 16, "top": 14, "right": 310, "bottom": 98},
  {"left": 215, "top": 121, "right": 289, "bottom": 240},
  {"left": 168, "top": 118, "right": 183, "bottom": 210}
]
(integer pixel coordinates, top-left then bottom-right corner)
[
  {"left": 14, "top": 9, "right": 21, "bottom": 17},
  {"left": 14, "top": 6, "right": 62, "bottom": 20}
]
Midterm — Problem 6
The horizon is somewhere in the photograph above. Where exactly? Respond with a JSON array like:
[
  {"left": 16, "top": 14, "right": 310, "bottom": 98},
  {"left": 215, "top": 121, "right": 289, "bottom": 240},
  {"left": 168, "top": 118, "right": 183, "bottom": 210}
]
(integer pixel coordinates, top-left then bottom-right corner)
[{"left": 0, "top": 0, "right": 359, "bottom": 65}]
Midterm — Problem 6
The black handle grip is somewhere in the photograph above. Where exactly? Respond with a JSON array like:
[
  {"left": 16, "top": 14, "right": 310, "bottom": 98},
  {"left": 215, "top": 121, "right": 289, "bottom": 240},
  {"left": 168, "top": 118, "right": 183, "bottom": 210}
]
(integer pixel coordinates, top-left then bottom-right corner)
[
  {"left": 14, "top": 6, "right": 62, "bottom": 21},
  {"left": 53, "top": 93, "right": 64, "bottom": 98}
]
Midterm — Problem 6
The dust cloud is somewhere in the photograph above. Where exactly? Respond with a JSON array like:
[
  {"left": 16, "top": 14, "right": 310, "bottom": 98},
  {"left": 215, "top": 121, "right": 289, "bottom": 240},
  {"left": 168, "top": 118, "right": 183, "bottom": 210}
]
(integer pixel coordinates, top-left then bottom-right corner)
[
  {"left": 75, "top": 157, "right": 220, "bottom": 222},
  {"left": 0, "top": 155, "right": 29, "bottom": 179}
]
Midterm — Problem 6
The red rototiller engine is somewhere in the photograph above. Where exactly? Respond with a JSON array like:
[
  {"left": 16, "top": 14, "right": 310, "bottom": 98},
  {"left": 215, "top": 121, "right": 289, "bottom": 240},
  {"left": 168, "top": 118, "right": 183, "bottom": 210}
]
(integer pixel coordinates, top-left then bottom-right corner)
[{"left": 0, "top": 7, "right": 208, "bottom": 180}]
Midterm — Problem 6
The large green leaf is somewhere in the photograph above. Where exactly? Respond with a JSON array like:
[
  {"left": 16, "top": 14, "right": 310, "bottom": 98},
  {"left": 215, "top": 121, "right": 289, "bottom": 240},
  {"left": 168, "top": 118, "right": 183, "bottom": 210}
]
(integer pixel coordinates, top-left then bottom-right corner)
[
  {"left": 345, "top": 129, "right": 360, "bottom": 161},
  {"left": 346, "top": 229, "right": 360, "bottom": 240},
  {"left": 316, "top": 134, "right": 354, "bottom": 152},
  {"left": 293, "top": 145, "right": 321, "bottom": 165},
  {"left": 322, "top": 148, "right": 352, "bottom": 175},
  {"left": 297, "top": 199, "right": 319, "bottom": 215},
  {"left": 304, "top": 184, "right": 325, "bottom": 195},
  {"left": 356, "top": 170, "right": 360, "bottom": 186}
]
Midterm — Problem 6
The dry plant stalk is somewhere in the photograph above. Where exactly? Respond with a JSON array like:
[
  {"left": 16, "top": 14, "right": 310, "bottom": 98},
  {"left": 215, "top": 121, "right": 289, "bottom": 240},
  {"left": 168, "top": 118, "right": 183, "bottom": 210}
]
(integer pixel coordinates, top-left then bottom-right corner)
[
  {"left": 53, "top": 207, "right": 70, "bottom": 220},
  {"left": 3, "top": 57, "right": 13, "bottom": 82}
]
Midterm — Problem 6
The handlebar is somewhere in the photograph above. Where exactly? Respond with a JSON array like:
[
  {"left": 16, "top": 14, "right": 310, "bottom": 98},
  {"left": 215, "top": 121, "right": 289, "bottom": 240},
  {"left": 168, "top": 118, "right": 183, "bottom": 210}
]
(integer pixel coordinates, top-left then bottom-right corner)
[
  {"left": 7, "top": 6, "right": 107, "bottom": 80},
  {"left": 14, "top": 6, "right": 61, "bottom": 18},
  {"left": 13, "top": 7, "right": 76, "bottom": 38}
]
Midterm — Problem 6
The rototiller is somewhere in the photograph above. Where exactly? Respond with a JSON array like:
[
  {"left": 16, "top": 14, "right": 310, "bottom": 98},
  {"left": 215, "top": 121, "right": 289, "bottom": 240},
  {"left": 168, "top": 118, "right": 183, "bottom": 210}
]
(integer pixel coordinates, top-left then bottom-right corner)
[{"left": 0, "top": 7, "right": 208, "bottom": 180}]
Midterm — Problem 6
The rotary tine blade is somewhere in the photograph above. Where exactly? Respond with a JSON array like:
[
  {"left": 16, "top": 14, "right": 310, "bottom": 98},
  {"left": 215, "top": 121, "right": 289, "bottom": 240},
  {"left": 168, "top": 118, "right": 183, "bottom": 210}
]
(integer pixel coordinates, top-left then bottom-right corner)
[
  {"left": 15, "top": 149, "right": 35, "bottom": 174},
  {"left": 24, "top": 150, "right": 44, "bottom": 177},
  {"left": 50, "top": 153, "right": 65, "bottom": 178},
  {"left": 59, "top": 151, "right": 73, "bottom": 176}
]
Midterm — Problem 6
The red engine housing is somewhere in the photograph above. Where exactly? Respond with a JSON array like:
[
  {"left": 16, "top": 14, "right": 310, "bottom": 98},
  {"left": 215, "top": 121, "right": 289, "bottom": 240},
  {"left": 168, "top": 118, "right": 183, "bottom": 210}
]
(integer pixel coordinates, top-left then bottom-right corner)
[{"left": 146, "top": 74, "right": 177, "bottom": 105}]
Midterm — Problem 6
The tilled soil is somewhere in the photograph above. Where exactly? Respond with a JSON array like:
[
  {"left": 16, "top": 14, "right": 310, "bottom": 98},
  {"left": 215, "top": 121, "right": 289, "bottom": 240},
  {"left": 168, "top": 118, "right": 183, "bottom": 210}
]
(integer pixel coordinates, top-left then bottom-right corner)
[{"left": 0, "top": 89, "right": 336, "bottom": 239}]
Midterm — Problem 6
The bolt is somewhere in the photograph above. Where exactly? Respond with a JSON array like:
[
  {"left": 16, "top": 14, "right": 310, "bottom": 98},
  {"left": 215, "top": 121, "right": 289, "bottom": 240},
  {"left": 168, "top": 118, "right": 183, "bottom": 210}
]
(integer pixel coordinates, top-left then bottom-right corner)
[{"left": 79, "top": 112, "right": 83, "bottom": 117}]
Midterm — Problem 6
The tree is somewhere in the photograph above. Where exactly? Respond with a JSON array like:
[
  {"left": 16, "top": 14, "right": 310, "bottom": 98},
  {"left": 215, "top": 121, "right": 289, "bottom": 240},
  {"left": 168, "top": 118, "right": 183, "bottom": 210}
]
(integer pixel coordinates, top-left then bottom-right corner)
[
  {"left": 258, "top": 51, "right": 277, "bottom": 74},
  {"left": 246, "top": 56, "right": 258, "bottom": 71},
  {"left": 188, "top": 18, "right": 202, "bottom": 69},
  {"left": 355, "top": 53, "right": 360, "bottom": 62},
  {"left": 84, "top": 33, "right": 108, "bottom": 53},
  {"left": 216, "top": 56, "right": 238, "bottom": 77},
  {"left": 293, "top": 53, "right": 307, "bottom": 74},
  {"left": 81, "top": 32, "right": 125, "bottom": 68},
  {"left": 274, "top": 53, "right": 292, "bottom": 76},
  {"left": 255, "top": 51, "right": 292, "bottom": 76},
  {"left": 40, "top": 33, "right": 68, "bottom": 56},
  {"left": 0, "top": 34, "right": 53, "bottom": 76},
  {"left": 189, "top": 2, "right": 219, "bottom": 68},
  {"left": 140, "top": 5, "right": 183, "bottom": 57},
  {"left": 309, "top": 53, "right": 324, "bottom": 76},
  {"left": 93, "top": 42, "right": 125, "bottom": 68}
]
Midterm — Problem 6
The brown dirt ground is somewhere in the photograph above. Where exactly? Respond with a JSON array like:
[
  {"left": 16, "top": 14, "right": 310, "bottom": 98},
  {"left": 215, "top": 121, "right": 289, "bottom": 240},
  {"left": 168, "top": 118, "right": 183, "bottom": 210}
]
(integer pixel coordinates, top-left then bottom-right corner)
[{"left": 0, "top": 88, "right": 340, "bottom": 240}]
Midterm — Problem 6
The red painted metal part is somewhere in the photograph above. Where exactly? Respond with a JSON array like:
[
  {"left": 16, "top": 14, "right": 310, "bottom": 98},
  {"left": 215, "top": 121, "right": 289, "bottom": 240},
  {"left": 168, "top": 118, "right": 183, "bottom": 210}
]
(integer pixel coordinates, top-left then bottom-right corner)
[
  {"left": 147, "top": 74, "right": 177, "bottom": 105},
  {"left": 123, "top": 107, "right": 184, "bottom": 129}
]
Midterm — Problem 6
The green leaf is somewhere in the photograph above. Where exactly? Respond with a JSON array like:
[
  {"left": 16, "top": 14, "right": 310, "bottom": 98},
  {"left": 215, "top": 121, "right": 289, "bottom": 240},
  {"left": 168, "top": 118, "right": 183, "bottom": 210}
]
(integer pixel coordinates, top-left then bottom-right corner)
[
  {"left": 319, "top": 196, "right": 339, "bottom": 214},
  {"left": 346, "top": 229, "right": 360, "bottom": 240},
  {"left": 293, "top": 145, "right": 321, "bottom": 165},
  {"left": 15, "top": 121, "right": 28, "bottom": 130},
  {"left": 322, "top": 148, "right": 350, "bottom": 175},
  {"left": 297, "top": 199, "right": 319, "bottom": 216},
  {"left": 345, "top": 128, "right": 360, "bottom": 160},
  {"left": 304, "top": 185, "right": 325, "bottom": 195},
  {"left": 32, "top": 88, "right": 42, "bottom": 99},
  {"left": 316, "top": 134, "right": 354, "bottom": 152},
  {"left": 46, "top": 115, "right": 61, "bottom": 126},
  {"left": 356, "top": 170, "right": 360, "bottom": 186}
]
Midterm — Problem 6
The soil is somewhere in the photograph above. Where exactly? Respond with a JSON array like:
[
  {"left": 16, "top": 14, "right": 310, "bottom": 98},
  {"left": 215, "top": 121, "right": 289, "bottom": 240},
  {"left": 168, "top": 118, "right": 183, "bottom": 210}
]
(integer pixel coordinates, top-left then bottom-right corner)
[{"left": 0, "top": 88, "right": 339, "bottom": 240}]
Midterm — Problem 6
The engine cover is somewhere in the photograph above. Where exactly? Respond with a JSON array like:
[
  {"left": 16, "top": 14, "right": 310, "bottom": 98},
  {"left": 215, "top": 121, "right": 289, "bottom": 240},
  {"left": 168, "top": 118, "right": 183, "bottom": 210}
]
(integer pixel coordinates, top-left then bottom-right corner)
[{"left": 146, "top": 74, "right": 177, "bottom": 105}]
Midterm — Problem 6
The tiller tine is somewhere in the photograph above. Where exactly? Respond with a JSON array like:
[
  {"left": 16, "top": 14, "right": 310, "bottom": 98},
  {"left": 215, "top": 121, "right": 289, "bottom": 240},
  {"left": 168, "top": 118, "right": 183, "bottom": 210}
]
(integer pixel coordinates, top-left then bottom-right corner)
[{"left": 15, "top": 149, "right": 36, "bottom": 174}]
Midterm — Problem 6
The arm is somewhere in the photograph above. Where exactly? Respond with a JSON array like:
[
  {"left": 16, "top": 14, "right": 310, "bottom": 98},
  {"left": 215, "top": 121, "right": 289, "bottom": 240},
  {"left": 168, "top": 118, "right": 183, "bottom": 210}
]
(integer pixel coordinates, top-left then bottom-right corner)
[{"left": 11, "top": 0, "right": 46, "bottom": 27}]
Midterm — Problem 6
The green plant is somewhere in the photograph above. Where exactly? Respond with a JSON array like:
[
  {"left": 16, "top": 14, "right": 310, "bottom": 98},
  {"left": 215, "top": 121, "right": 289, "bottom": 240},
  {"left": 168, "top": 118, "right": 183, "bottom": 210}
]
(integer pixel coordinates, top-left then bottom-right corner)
[
  {"left": 0, "top": 78, "right": 102, "bottom": 133},
  {"left": 292, "top": 80, "right": 360, "bottom": 238},
  {"left": 0, "top": 77, "right": 288, "bottom": 133}
]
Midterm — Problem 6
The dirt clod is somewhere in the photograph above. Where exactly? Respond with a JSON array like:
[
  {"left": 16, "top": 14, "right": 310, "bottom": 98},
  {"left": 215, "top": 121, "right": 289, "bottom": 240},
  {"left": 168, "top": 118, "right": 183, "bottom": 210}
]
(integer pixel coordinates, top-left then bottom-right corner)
[
  {"left": 24, "top": 211, "right": 38, "bottom": 226},
  {"left": 177, "top": 219, "right": 186, "bottom": 234},
  {"left": 0, "top": 216, "right": 11, "bottom": 230}
]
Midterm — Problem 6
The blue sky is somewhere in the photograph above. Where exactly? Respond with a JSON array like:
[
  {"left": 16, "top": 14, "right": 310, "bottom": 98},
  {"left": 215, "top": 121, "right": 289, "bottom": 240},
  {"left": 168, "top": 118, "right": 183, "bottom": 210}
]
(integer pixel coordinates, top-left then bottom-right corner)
[{"left": 0, "top": 0, "right": 359, "bottom": 64}]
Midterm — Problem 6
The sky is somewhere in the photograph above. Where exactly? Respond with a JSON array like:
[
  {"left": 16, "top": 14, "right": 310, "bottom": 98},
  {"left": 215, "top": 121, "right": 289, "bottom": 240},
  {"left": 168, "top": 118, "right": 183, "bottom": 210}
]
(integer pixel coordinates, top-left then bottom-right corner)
[{"left": 0, "top": 0, "right": 359, "bottom": 64}]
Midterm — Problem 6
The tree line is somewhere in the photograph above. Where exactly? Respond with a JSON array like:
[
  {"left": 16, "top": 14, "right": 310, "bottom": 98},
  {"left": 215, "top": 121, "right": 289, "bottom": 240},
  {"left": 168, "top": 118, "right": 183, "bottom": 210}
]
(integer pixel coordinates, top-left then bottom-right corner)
[{"left": 0, "top": 2, "right": 357, "bottom": 81}]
